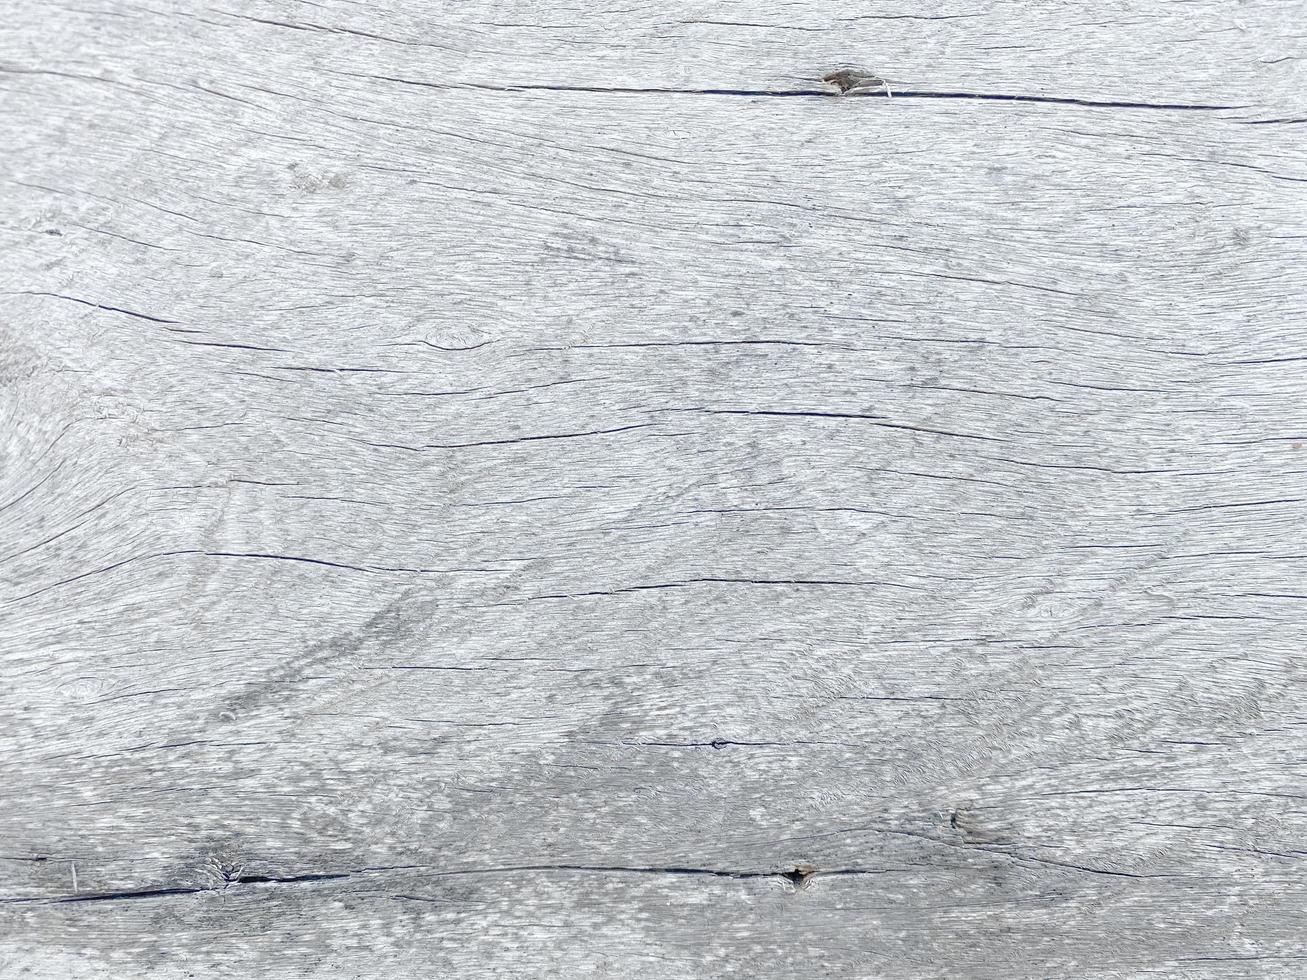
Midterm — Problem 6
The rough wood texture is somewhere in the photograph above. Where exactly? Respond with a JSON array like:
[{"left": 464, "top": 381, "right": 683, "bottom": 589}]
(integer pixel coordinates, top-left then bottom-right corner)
[{"left": 2, "top": 1, "right": 1305, "bottom": 976}]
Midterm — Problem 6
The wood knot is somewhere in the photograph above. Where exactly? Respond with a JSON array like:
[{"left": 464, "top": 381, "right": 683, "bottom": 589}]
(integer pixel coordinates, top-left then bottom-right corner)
[
  {"left": 948, "top": 806, "right": 1003, "bottom": 844},
  {"left": 782, "top": 864, "right": 815, "bottom": 890},
  {"left": 204, "top": 856, "right": 246, "bottom": 890},
  {"left": 822, "top": 69, "right": 888, "bottom": 96}
]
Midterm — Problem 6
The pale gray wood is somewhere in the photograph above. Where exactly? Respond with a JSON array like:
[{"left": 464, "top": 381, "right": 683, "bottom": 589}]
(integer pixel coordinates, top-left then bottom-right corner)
[{"left": 2, "top": 0, "right": 1306, "bottom": 977}]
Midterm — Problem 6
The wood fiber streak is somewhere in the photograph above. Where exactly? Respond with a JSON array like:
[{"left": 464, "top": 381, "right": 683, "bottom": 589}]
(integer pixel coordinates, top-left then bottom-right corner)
[{"left": 1, "top": 1, "right": 1305, "bottom": 977}]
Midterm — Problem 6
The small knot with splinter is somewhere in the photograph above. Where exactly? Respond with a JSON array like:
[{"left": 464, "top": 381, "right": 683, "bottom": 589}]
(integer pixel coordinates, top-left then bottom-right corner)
[
  {"left": 822, "top": 69, "right": 891, "bottom": 97},
  {"left": 782, "top": 864, "right": 816, "bottom": 890}
]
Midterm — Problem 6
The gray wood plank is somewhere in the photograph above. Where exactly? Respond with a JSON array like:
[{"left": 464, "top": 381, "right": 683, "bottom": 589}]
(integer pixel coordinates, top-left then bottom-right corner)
[{"left": 2, "top": 1, "right": 1305, "bottom": 976}]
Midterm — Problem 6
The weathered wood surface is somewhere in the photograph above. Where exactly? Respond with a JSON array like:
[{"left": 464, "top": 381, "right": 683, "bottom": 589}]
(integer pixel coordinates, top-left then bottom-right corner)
[{"left": 2, "top": 1, "right": 1306, "bottom": 976}]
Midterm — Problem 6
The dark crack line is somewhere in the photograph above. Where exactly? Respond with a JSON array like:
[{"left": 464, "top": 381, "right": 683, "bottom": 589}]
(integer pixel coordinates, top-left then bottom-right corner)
[
  {"left": 676, "top": 408, "right": 1006, "bottom": 443},
  {"left": 601, "top": 738, "right": 853, "bottom": 750},
  {"left": 431, "top": 864, "right": 780, "bottom": 880},
  {"left": 201, "top": 551, "right": 450, "bottom": 574},
  {"left": 331, "top": 72, "right": 1237, "bottom": 110},
  {"left": 524, "top": 577, "right": 924, "bottom": 601},
  {"left": 4, "top": 872, "right": 353, "bottom": 905},
  {"left": 873, "top": 91, "right": 1238, "bottom": 110},
  {"left": 55, "top": 887, "right": 200, "bottom": 904},
  {"left": 4, "top": 865, "right": 873, "bottom": 904},
  {"left": 231, "top": 872, "right": 351, "bottom": 886},
  {"left": 14, "top": 291, "right": 179, "bottom": 324},
  {"left": 425, "top": 423, "right": 653, "bottom": 450},
  {"left": 410, "top": 864, "right": 875, "bottom": 885}
]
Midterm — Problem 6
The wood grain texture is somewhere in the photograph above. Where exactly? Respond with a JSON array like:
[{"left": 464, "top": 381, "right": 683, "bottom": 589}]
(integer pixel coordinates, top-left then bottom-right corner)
[{"left": 2, "top": 1, "right": 1305, "bottom": 977}]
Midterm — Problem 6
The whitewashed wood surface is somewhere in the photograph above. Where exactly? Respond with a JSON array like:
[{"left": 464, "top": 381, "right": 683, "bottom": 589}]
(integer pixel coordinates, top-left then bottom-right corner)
[{"left": 2, "top": 1, "right": 1306, "bottom": 977}]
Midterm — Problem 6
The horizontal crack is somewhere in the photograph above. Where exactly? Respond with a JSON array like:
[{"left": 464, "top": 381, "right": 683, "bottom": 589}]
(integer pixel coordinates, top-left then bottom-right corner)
[
  {"left": 861, "top": 91, "right": 1238, "bottom": 111},
  {"left": 230, "top": 872, "right": 351, "bottom": 886},
  {"left": 1, "top": 865, "right": 881, "bottom": 904},
  {"left": 411, "top": 863, "right": 877, "bottom": 887},
  {"left": 3, "top": 846, "right": 1163, "bottom": 904},
  {"left": 50, "top": 887, "right": 201, "bottom": 904},
  {"left": 331, "top": 72, "right": 1238, "bottom": 111},
  {"left": 2, "top": 872, "right": 352, "bottom": 905}
]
